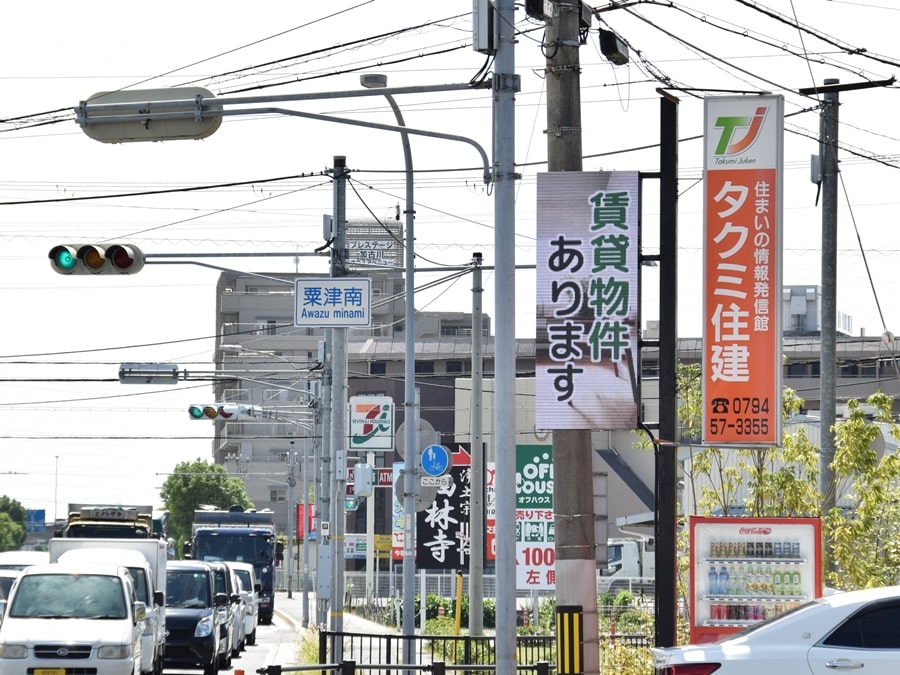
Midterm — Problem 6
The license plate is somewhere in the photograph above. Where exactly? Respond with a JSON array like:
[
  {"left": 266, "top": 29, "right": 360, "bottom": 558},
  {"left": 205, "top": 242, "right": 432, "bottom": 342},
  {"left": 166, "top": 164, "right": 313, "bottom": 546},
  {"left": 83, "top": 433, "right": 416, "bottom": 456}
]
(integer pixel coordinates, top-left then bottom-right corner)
[{"left": 34, "top": 669, "right": 66, "bottom": 675}]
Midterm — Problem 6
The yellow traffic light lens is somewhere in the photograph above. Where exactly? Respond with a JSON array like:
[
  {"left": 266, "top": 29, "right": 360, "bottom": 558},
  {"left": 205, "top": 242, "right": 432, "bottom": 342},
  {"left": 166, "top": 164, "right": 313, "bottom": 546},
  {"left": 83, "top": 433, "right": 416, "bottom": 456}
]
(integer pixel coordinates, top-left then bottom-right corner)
[{"left": 80, "top": 246, "right": 106, "bottom": 271}]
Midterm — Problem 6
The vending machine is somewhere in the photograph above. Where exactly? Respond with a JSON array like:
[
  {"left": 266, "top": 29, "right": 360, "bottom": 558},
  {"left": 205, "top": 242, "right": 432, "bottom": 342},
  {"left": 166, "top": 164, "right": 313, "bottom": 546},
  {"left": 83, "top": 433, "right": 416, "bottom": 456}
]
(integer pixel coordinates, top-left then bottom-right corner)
[{"left": 689, "top": 516, "right": 822, "bottom": 644}]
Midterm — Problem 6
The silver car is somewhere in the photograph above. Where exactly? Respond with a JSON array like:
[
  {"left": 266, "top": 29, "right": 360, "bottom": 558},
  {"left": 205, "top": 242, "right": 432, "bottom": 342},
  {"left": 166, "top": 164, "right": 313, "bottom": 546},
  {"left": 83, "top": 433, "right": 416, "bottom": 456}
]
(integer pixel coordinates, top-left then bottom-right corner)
[{"left": 228, "top": 562, "right": 259, "bottom": 646}]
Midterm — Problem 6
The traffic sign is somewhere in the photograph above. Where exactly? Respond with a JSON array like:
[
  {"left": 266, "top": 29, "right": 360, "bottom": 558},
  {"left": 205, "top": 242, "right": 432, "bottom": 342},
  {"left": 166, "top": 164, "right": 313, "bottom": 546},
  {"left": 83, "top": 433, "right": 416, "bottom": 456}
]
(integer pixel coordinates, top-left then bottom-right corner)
[
  {"left": 421, "top": 444, "right": 451, "bottom": 477},
  {"left": 294, "top": 277, "right": 372, "bottom": 327},
  {"left": 421, "top": 475, "right": 452, "bottom": 488}
]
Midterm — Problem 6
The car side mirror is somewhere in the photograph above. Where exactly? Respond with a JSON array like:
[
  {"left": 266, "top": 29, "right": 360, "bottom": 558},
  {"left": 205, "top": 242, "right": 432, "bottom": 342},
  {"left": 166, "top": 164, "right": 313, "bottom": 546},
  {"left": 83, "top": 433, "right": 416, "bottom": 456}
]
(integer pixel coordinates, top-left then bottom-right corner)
[
  {"left": 154, "top": 590, "right": 164, "bottom": 608},
  {"left": 214, "top": 592, "right": 228, "bottom": 608},
  {"left": 134, "top": 601, "right": 147, "bottom": 622}
]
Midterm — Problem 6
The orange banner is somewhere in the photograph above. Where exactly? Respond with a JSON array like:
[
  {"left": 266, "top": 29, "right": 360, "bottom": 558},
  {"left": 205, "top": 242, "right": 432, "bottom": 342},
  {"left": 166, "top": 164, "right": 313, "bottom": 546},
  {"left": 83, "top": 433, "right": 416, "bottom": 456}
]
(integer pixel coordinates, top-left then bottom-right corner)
[{"left": 702, "top": 96, "right": 783, "bottom": 445}]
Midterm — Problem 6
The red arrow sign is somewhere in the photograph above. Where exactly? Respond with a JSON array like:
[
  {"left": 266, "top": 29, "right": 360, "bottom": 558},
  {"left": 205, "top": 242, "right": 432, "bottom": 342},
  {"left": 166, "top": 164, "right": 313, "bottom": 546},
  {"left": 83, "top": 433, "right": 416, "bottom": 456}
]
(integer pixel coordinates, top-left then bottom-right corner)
[{"left": 452, "top": 444, "right": 471, "bottom": 466}]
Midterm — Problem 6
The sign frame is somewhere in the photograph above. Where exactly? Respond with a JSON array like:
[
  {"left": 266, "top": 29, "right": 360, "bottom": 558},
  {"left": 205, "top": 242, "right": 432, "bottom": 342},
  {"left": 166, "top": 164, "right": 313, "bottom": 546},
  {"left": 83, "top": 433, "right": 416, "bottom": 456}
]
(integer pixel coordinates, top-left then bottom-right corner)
[{"left": 294, "top": 277, "right": 372, "bottom": 328}]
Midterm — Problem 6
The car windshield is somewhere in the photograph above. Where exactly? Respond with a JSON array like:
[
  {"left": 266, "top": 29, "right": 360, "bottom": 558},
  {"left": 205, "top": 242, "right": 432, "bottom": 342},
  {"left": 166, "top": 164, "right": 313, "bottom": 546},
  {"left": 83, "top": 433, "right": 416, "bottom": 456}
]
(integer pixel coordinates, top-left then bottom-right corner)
[
  {"left": 9, "top": 573, "right": 126, "bottom": 619},
  {"left": 194, "top": 533, "right": 272, "bottom": 564},
  {"left": 166, "top": 570, "right": 210, "bottom": 608}
]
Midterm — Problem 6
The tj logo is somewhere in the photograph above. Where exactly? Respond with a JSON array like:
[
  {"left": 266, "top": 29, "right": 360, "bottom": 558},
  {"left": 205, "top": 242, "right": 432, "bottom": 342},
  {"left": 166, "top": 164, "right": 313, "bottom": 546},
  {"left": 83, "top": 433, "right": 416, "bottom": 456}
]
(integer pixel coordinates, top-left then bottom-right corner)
[{"left": 713, "top": 106, "right": 768, "bottom": 156}]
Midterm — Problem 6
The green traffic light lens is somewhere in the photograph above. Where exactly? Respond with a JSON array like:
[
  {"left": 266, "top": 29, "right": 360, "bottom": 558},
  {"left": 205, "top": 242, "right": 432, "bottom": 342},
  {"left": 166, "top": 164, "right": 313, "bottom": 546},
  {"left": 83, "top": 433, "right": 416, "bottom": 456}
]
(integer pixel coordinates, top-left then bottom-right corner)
[
  {"left": 188, "top": 405, "right": 205, "bottom": 419},
  {"left": 54, "top": 249, "right": 77, "bottom": 271}
]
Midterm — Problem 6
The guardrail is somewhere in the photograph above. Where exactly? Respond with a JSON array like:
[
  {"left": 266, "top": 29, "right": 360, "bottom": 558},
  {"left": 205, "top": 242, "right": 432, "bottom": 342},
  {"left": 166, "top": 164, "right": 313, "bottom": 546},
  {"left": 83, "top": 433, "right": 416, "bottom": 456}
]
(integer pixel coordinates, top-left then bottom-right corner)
[{"left": 257, "top": 661, "right": 554, "bottom": 675}]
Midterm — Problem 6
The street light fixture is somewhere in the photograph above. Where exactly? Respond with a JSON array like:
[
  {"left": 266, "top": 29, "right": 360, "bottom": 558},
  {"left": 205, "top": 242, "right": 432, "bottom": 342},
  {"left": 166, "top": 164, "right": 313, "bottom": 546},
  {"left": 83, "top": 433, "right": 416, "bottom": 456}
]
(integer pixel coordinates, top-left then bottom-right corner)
[
  {"left": 93, "top": 82, "right": 494, "bottom": 646},
  {"left": 360, "top": 73, "right": 420, "bottom": 648}
]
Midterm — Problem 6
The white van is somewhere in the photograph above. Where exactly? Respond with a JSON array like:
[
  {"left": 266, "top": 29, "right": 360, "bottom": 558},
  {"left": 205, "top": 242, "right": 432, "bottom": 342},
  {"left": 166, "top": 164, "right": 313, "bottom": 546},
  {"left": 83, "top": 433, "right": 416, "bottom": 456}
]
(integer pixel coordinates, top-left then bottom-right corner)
[
  {"left": 0, "top": 562, "right": 145, "bottom": 675},
  {"left": 55, "top": 548, "right": 164, "bottom": 675}
]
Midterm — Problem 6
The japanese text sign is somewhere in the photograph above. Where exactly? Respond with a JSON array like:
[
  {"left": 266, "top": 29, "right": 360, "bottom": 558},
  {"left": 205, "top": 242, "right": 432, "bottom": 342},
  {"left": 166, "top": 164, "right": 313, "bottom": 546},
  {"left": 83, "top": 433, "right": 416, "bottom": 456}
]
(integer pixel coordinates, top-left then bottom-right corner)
[
  {"left": 294, "top": 277, "right": 371, "bottom": 327},
  {"left": 535, "top": 171, "right": 640, "bottom": 430},
  {"left": 702, "top": 96, "right": 784, "bottom": 446}
]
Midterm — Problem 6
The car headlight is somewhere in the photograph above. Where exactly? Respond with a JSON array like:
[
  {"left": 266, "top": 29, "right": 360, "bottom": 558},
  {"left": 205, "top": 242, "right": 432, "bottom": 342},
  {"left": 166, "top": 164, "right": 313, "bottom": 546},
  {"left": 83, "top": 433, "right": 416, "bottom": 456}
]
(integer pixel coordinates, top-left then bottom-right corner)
[
  {"left": 195, "top": 614, "right": 214, "bottom": 638},
  {"left": 97, "top": 645, "right": 132, "bottom": 660},
  {"left": 0, "top": 644, "right": 28, "bottom": 659}
]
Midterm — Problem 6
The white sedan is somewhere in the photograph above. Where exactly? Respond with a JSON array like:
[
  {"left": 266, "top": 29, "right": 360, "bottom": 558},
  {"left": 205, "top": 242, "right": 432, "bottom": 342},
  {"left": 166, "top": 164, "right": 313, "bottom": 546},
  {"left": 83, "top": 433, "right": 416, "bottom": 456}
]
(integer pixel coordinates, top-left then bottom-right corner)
[{"left": 652, "top": 586, "right": 900, "bottom": 675}]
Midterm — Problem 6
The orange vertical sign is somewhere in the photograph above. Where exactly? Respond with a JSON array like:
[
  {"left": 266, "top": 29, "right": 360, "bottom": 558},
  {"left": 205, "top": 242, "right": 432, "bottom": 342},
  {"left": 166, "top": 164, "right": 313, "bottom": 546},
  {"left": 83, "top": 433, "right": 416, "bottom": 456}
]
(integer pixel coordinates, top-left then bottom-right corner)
[{"left": 702, "top": 96, "right": 783, "bottom": 446}]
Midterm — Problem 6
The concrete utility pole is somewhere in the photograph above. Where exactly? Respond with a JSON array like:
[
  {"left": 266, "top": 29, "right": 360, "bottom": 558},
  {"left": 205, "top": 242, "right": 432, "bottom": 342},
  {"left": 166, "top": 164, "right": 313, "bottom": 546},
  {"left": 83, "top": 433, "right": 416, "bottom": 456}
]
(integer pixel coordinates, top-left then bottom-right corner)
[
  {"left": 795, "top": 76, "right": 895, "bottom": 520},
  {"left": 329, "top": 155, "right": 349, "bottom": 648},
  {"left": 545, "top": 4, "right": 600, "bottom": 675},
  {"left": 493, "top": 0, "right": 518, "bottom": 674},
  {"left": 819, "top": 79, "right": 839, "bottom": 518}
]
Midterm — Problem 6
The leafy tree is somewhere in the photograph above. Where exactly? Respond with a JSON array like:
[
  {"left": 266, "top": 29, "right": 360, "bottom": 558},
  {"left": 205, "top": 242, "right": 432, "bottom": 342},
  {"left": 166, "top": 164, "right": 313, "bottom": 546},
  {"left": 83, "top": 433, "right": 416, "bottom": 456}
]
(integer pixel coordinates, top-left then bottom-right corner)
[
  {"left": 0, "top": 512, "right": 26, "bottom": 552},
  {"left": 825, "top": 394, "right": 900, "bottom": 589},
  {"left": 0, "top": 496, "right": 27, "bottom": 551},
  {"left": 159, "top": 458, "right": 254, "bottom": 552},
  {"left": 675, "top": 361, "right": 900, "bottom": 590}
]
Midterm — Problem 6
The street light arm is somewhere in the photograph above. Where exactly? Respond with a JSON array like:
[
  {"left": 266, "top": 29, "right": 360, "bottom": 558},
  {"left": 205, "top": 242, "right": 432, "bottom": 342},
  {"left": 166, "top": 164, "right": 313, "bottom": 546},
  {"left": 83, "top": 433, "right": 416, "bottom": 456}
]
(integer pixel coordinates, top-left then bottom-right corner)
[{"left": 224, "top": 106, "right": 492, "bottom": 185}]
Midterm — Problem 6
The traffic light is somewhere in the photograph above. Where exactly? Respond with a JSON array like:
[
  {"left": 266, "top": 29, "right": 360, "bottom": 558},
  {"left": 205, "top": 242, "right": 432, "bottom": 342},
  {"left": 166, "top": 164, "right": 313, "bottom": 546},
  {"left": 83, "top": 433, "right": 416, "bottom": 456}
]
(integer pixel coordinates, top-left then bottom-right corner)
[
  {"left": 188, "top": 403, "right": 242, "bottom": 420},
  {"left": 49, "top": 243, "right": 144, "bottom": 275},
  {"left": 353, "top": 463, "right": 374, "bottom": 498}
]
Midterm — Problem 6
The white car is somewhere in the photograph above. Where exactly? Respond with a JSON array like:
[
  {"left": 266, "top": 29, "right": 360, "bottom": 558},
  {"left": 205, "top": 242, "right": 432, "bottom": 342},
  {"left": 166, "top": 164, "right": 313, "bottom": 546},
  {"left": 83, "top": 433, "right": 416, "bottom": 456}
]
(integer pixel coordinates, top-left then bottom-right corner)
[
  {"left": 651, "top": 585, "right": 900, "bottom": 675},
  {"left": 228, "top": 562, "right": 259, "bottom": 646},
  {"left": 0, "top": 562, "right": 145, "bottom": 675}
]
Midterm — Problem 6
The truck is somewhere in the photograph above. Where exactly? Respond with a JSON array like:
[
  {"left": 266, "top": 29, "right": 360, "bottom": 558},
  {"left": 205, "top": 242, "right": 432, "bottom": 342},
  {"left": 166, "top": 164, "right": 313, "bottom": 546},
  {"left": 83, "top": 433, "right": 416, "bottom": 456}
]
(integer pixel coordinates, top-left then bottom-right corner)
[
  {"left": 57, "top": 504, "right": 156, "bottom": 539},
  {"left": 48, "top": 537, "right": 168, "bottom": 675},
  {"left": 598, "top": 537, "right": 656, "bottom": 595},
  {"left": 184, "top": 507, "right": 276, "bottom": 624}
]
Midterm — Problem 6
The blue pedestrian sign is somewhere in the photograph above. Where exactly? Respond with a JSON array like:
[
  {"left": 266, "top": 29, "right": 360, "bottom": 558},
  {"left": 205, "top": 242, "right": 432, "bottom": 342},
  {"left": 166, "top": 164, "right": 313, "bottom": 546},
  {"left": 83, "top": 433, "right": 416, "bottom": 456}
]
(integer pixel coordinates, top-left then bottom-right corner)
[{"left": 421, "top": 444, "right": 451, "bottom": 477}]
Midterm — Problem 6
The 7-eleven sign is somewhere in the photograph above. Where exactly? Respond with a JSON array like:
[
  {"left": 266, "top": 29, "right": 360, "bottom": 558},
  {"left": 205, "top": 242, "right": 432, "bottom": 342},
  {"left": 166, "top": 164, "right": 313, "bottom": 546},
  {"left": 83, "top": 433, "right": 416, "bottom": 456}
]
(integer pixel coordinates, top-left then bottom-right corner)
[{"left": 348, "top": 395, "right": 394, "bottom": 451}]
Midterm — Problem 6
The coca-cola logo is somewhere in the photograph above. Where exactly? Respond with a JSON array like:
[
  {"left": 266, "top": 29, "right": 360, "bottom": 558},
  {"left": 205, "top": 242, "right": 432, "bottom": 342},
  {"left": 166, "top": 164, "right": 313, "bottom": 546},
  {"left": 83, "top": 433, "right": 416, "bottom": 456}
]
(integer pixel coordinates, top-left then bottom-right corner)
[{"left": 738, "top": 527, "right": 773, "bottom": 535}]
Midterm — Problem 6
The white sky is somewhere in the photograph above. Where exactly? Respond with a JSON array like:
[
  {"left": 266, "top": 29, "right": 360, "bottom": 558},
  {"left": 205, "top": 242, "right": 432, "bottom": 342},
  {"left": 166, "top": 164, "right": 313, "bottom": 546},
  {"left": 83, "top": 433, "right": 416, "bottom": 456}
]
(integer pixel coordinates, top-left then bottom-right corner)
[{"left": 2, "top": 0, "right": 899, "bottom": 521}]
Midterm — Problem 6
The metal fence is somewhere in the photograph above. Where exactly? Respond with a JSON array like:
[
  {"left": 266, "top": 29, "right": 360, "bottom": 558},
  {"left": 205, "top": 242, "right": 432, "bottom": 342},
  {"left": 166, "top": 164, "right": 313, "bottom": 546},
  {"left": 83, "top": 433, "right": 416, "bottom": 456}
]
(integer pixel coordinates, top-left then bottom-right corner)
[{"left": 319, "top": 631, "right": 557, "bottom": 666}]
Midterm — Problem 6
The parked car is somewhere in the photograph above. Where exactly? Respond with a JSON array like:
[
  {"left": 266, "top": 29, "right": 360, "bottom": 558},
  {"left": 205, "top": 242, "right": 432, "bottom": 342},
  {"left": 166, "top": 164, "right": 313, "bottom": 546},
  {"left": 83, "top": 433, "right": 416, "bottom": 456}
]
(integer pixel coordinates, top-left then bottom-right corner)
[
  {"left": 651, "top": 585, "right": 900, "bottom": 674},
  {"left": 0, "top": 561, "right": 145, "bottom": 675},
  {"left": 163, "top": 561, "right": 225, "bottom": 675},
  {"left": 228, "top": 562, "right": 260, "bottom": 646}
]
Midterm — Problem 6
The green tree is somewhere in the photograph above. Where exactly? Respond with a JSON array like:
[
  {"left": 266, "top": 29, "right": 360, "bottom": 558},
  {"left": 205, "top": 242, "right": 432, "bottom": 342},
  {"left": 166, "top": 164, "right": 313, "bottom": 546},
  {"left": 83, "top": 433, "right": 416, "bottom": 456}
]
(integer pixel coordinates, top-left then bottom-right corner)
[
  {"left": 826, "top": 394, "right": 900, "bottom": 589},
  {"left": 676, "top": 361, "right": 900, "bottom": 590},
  {"left": 0, "top": 496, "right": 27, "bottom": 551},
  {"left": 159, "top": 458, "right": 254, "bottom": 552}
]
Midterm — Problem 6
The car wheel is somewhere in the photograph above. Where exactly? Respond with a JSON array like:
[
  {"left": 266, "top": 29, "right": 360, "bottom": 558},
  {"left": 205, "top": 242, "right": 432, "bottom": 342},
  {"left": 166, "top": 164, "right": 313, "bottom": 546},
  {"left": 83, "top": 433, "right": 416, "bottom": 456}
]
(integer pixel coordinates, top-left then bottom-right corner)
[
  {"left": 204, "top": 660, "right": 218, "bottom": 675},
  {"left": 219, "top": 651, "right": 232, "bottom": 669},
  {"left": 247, "top": 630, "right": 256, "bottom": 646}
]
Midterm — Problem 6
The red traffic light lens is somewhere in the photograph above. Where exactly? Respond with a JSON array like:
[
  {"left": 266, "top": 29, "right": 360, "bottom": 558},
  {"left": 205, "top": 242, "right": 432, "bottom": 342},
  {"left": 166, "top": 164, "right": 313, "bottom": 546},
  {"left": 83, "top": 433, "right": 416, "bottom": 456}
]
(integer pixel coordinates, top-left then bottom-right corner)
[{"left": 107, "top": 244, "right": 141, "bottom": 272}]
